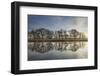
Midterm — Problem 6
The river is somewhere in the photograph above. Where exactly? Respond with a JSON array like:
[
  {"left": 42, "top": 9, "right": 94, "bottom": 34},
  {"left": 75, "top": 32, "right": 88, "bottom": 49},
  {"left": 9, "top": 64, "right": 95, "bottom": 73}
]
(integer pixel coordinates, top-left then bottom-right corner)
[{"left": 28, "top": 41, "right": 88, "bottom": 61}]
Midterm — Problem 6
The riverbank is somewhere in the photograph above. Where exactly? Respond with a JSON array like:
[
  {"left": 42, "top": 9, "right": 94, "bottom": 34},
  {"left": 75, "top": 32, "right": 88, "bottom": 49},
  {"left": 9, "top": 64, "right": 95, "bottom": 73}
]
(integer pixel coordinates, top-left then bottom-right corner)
[{"left": 28, "top": 38, "right": 88, "bottom": 42}]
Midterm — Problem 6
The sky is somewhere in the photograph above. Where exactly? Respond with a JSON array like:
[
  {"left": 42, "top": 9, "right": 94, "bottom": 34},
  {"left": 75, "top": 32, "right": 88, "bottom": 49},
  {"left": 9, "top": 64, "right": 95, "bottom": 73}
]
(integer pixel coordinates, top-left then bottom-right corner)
[{"left": 28, "top": 15, "right": 88, "bottom": 34}]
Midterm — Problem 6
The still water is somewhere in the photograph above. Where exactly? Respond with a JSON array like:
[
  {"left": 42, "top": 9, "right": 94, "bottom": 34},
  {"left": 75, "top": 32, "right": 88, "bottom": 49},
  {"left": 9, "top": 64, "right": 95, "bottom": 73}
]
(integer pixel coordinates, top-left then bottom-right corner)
[{"left": 28, "top": 42, "right": 88, "bottom": 61}]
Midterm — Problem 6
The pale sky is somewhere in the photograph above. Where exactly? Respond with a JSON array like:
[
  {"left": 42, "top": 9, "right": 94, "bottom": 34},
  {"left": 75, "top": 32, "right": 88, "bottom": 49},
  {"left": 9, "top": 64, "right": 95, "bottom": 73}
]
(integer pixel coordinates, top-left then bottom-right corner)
[{"left": 28, "top": 15, "right": 88, "bottom": 34}]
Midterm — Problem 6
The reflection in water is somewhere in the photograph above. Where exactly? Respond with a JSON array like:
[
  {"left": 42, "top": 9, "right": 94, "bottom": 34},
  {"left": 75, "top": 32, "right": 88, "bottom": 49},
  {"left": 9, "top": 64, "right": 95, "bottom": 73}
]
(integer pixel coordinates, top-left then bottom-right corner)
[
  {"left": 28, "top": 42, "right": 85, "bottom": 53},
  {"left": 28, "top": 42, "right": 88, "bottom": 61}
]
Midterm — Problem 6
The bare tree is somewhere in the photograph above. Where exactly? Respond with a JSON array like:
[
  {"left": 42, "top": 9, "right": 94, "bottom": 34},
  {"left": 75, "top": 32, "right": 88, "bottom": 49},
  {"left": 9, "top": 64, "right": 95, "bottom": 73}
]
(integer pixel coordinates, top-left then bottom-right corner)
[{"left": 69, "top": 29, "right": 79, "bottom": 38}]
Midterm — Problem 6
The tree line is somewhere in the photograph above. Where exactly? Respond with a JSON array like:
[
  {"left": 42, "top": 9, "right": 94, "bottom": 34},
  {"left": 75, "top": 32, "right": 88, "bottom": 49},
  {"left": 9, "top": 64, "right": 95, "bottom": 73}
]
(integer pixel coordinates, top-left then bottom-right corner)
[{"left": 28, "top": 28, "right": 87, "bottom": 40}]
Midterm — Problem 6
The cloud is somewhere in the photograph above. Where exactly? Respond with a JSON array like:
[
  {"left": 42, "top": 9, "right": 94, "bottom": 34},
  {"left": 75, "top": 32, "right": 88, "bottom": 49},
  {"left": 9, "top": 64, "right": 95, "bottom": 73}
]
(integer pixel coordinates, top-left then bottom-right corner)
[
  {"left": 74, "top": 17, "right": 88, "bottom": 33},
  {"left": 28, "top": 15, "right": 88, "bottom": 33}
]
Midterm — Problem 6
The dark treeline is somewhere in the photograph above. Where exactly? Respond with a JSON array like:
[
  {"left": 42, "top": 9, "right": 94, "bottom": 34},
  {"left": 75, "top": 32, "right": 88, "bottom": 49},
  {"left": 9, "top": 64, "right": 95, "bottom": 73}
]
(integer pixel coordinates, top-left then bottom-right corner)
[{"left": 28, "top": 28, "right": 87, "bottom": 40}]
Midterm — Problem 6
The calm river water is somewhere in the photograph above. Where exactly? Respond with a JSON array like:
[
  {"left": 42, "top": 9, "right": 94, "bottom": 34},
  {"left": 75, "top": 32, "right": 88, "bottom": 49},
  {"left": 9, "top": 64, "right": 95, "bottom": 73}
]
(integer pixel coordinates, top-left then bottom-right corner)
[{"left": 28, "top": 42, "right": 88, "bottom": 61}]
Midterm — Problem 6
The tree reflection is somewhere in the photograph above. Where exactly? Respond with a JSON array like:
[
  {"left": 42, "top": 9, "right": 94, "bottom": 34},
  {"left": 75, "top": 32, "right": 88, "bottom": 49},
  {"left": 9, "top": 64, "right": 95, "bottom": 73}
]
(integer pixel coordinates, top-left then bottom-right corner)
[{"left": 28, "top": 42, "right": 86, "bottom": 53}]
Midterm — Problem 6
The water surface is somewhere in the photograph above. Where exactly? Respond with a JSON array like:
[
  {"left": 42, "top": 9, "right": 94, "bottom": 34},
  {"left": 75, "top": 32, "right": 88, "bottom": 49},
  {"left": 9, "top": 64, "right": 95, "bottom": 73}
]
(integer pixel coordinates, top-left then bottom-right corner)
[{"left": 28, "top": 42, "right": 88, "bottom": 61}]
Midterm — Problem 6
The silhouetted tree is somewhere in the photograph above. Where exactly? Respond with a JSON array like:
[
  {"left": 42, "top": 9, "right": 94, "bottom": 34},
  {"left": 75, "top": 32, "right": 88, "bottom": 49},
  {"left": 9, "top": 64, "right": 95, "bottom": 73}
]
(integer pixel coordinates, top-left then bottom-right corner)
[{"left": 69, "top": 29, "right": 79, "bottom": 38}]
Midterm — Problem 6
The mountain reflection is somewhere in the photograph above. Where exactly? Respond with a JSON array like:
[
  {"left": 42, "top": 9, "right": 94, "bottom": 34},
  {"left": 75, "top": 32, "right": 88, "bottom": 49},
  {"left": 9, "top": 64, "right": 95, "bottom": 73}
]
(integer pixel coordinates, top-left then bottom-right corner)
[{"left": 28, "top": 42, "right": 86, "bottom": 53}]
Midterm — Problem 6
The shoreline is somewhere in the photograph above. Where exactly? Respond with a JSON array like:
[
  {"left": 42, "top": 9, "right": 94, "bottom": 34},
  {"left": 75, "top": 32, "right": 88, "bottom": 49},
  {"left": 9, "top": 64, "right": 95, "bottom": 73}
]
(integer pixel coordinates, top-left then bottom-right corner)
[{"left": 28, "top": 39, "right": 88, "bottom": 42}]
